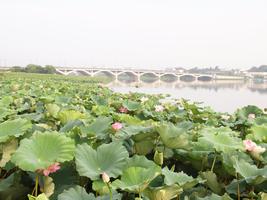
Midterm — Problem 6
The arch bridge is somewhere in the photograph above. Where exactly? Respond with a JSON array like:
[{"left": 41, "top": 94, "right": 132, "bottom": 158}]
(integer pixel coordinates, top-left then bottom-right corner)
[{"left": 55, "top": 67, "right": 216, "bottom": 82}]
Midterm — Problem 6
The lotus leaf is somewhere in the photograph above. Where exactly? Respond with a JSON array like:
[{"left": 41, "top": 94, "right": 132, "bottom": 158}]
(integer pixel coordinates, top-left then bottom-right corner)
[
  {"left": 58, "top": 110, "right": 85, "bottom": 124},
  {"left": 58, "top": 186, "right": 96, "bottom": 200},
  {"left": 0, "top": 139, "right": 18, "bottom": 167},
  {"left": 144, "top": 185, "right": 183, "bottom": 200},
  {"left": 199, "top": 171, "right": 223, "bottom": 195},
  {"left": 247, "top": 124, "right": 267, "bottom": 142},
  {"left": 112, "top": 166, "right": 161, "bottom": 194},
  {"left": 233, "top": 158, "right": 267, "bottom": 185},
  {"left": 0, "top": 118, "right": 32, "bottom": 143},
  {"left": 11, "top": 131, "right": 75, "bottom": 172},
  {"left": 122, "top": 100, "right": 141, "bottom": 111},
  {"left": 162, "top": 167, "right": 195, "bottom": 187},
  {"left": 156, "top": 122, "right": 190, "bottom": 149},
  {"left": 80, "top": 116, "right": 112, "bottom": 137},
  {"left": 75, "top": 142, "right": 129, "bottom": 180},
  {"left": 28, "top": 193, "right": 49, "bottom": 200},
  {"left": 198, "top": 127, "right": 243, "bottom": 153}
]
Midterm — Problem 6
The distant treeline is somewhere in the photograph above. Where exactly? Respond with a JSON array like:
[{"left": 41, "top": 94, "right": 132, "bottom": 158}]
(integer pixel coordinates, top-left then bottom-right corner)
[
  {"left": 10, "top": 64, "right": 56, "bottom": 74},
  {"left": 248, "top": 65, "right": 267, "bottom": 72}
]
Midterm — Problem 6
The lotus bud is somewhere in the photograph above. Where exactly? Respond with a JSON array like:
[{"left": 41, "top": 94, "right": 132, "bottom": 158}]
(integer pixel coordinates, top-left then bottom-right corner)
[
  {"left": 140, "top": 97, "right": 149, "bottom": 103},
  {"left": 221, "top": 114, "right": 230, "bottom": 120},
  {"left": 155, "top": 105, "right": 164, "bottom": 112},
  {"left": 154, "top": 151, "right": 164, "bottom": 166},
  {"left": 248, "top": 113, "right": 256, "bottom": 120},
  {"left": 102, "top": 172, "right": 110, "bottom": 183},
  {"left": 119, "top": 107, "right": 128, "bottom": 113},
  {"left": 112, "top": 122, "right": 123, "bottom": 131}
]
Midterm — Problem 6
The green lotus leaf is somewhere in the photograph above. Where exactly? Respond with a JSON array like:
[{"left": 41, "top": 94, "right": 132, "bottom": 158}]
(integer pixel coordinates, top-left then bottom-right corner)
[
  {"left": 40, "top": 176, "right": 55, "bottom": 198},
  {"left": 112, "top": 166, "right": 161, "bottom": 194},
  {"left": 0, "top": 139, "right": 18, "bottom": 167},
  {"left": 0, "top": 173, "right": 14, "bottom": 192},
  {"left": 134, "top": 140, "right": 154, "bottom": 155},
  {"left": 28, "top": 193, "right": 49, "bottom": 200},
  {"left": 58, "top": 186, "right": 96, "bottom": 200},
  {"left": 198, "top": 127, "right": 243, "bottom": 153},
  {"left": 122, "top": 100, "right": 141, "bottom": 111},
  {"left": 195, "top": 193, "right": 233, "bottom": 200},
  {"left": 225, "top": 179, "right": 246, "bottom": 195},
  {"left": 156, "top": 122, "right": 190, "bottom": 149},
  {"left": 0, "top": 118, "right": 32, "bottom": 143},
  {"left": 233, "top": 158, "right": 267, "bottom": 185},
  {"left": 235, "top": 105, "right": 263, "bottom": 120},
  {"left": 92, "top": 180, "right": 109, "bottom": 195},
  {"left": 247, "top": 124, "right": 267, "bottom": 142},
  {"left": 92, "top": 105, "right": 113, "bottom": 116},
  {"left": 58, "top": 110, "right": 85, "bottom": 124},
  {"left": 11, "top": 131, "right": 75, "bottom": 172},
  {"left": 80, "top": 116, "right": 112, "bottom": 137},
  {"left": 126, "top": 155, "right": 159, "bottom": 169},
  {"left": 46, "top": 103, "right": 60, "bottom": 118},
  {"left": 58, "top": 185, "right": 122, "bottom": 200},
  {"left": 117, "top": 114, "right": 142, "bottom": 125},
  {"left": 0, "top": 96, "right": 13, "bottom": 107},
  {"left": 199, "top": 171, "right": 223, "bottom": 195},
  {"left": 75, "top": 142, "right": 129, "bottom": 180},
  {"left": 144, "top": 185, "right": 183, "bottom": 200},
  {"left": 162, "top": 167, "right": 196, "bottom": 189},
  {"left": 116, "top": 125, "right": 152, "bottom": 140}
]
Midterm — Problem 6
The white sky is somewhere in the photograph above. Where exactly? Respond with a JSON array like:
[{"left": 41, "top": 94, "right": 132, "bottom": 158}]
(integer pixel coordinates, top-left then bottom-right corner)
[{"left": 0, "top": 0, "right": 267, "bottom": 69}]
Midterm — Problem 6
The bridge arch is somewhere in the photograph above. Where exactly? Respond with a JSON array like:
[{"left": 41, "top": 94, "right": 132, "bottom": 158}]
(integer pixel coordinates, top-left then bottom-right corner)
[
  {"left": 117, "top": 71, "right": 138, "bottom": 82},
  {"left": 179, "top": 74, "right": 196, "bottom": 82},
  {"left": 93, "top": 70, "right": 116, "bottom": 77},
  {"left": 197, "top": 75, "right": 213, "bottom": 82},
  {"left": 140, "top": 72, "right": 159, "bottom": 83},
  {"left": 160, "top": 73, "right": 178, "bottom": 82}
]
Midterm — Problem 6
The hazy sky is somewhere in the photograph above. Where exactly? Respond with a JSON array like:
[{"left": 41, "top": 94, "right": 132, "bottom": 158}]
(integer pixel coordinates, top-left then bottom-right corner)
[{"left": 0, "top": 0, "right": 267, "bottom": 69}]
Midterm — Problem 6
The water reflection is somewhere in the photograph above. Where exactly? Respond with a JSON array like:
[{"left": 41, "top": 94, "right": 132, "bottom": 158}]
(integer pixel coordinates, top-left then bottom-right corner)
[{"left": 106, "top": 79, "right": 267, "bottom": 113}]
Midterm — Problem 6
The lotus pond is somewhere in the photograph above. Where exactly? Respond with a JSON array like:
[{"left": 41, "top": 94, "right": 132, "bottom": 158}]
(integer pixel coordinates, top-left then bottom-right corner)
[{"left": 0, "top": 73, "right": 266, "bottom": 200}]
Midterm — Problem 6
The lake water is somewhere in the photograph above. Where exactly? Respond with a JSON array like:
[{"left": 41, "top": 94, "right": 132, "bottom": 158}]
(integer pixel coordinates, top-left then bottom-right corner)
[{"left": 106, "top": 80, "right": 267, "bottom": 113}]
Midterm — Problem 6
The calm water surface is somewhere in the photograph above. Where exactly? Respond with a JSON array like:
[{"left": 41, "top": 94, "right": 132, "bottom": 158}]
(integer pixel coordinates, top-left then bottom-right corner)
[{"left": 106, "top": 80, "right": 267, "bottom": 113}]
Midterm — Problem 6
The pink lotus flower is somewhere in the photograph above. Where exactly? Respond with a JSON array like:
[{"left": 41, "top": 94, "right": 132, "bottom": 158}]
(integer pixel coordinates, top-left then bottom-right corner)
[
  {"left": 243, "top": 139, "right": 257, "bottom": 151},
  {"left": 112, "top": 122, "right": 123, "bottom": 131},
  {"left": 102, "top": 172, "right": 110, "bottom": 183},
  {"left": 41, "top": 162, "right": 61, "bottom": 176},
  {"left": 119, "top": 107, "right": 128, "bottom": 113},
  {"left": 243, "top": 139, "right": 266, "bottom": 154}
]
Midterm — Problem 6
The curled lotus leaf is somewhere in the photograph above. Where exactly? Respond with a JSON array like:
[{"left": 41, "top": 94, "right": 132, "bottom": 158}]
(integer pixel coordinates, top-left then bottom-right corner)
[
  {"left": 58, "top": 110, "right": 85, "bottom": 124},
  {"left": 11, "top": 131, "right": 75, "bottom": 172},
  {"left": 156, "top": 122, "right": 191, "bottom": 149}
]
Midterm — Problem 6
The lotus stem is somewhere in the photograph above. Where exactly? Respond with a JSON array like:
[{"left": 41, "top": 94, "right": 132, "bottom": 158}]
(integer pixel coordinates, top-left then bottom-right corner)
[
  {"left": 211, "top": 155, "right": 217, "bottom": 172},
  {"left": 106, "top": 182, "right": 112, "bottom": 200},
  {"left": 236, "top": 173, "right": 240, "bottom": 200},
  {"left": 35, "top": 175, "right": 39, "bottom": 197}
]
